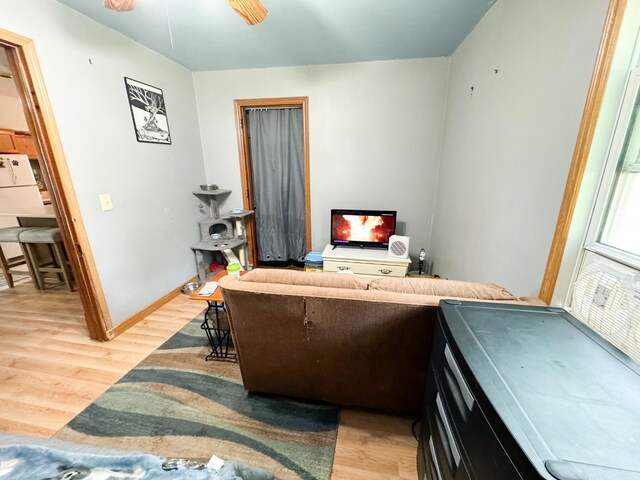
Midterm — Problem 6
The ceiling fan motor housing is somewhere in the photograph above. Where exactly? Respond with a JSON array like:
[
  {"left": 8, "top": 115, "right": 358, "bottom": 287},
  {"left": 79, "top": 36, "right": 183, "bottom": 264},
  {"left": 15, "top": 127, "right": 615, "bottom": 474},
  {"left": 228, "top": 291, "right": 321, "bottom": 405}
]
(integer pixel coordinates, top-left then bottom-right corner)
[{"left": 104, "top": 0, "right": 136, "bottom": 12}]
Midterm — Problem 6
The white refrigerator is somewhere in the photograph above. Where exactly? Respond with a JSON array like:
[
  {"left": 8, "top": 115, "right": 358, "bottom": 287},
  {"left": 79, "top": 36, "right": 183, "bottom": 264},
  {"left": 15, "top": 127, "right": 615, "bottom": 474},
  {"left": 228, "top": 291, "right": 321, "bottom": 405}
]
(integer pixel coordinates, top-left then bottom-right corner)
[{"left": 0, "top": 154, "right": 43, "bottom": 260}]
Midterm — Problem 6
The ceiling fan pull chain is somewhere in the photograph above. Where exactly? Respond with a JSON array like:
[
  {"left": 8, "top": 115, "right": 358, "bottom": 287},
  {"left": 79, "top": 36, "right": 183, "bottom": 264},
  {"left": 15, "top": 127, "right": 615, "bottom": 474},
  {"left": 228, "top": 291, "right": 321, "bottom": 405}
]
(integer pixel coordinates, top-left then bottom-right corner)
[{"left": 165, "top": 0, "right": 175, "bottom": 50}]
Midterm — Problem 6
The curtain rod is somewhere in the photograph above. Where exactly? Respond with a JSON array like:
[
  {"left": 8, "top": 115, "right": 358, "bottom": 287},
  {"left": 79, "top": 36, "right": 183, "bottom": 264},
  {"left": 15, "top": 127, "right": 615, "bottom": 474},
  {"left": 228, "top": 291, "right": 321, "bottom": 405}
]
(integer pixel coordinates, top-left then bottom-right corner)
[{"left": 246, "top": 107, "right": 302, "bottom": 111}]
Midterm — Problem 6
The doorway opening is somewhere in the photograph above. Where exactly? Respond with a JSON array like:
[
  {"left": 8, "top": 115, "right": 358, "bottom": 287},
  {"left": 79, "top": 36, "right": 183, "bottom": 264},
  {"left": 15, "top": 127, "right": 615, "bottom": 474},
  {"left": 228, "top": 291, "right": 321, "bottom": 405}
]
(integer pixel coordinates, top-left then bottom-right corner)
[
  {"left": 0, "top": 29, "right": 110, "bottom": 340},
  {"left": 234, "top": 97, "right": 311, "bottom": 268}
]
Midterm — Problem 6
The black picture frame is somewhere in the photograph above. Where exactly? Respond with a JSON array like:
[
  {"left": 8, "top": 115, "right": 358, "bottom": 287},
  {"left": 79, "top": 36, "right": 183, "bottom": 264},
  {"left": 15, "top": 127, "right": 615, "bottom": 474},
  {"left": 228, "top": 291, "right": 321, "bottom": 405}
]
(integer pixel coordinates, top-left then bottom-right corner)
[{"left": 124, "top": 77, "right": 172, "bottom": 144}]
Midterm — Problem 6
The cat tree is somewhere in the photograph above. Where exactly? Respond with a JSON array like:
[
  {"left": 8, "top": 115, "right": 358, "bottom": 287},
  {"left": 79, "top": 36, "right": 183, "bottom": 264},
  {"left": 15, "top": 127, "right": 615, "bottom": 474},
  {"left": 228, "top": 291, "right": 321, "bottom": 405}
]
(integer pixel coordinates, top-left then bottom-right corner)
[{"left": 190, "top": 188, "right": 253, "bottom": 282}]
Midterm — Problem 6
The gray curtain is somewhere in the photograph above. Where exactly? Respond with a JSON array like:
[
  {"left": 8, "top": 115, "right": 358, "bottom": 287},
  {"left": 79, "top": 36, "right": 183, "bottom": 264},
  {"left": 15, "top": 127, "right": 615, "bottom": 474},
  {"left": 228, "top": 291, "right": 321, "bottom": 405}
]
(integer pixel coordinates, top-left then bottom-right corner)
[{"left": 247, "top": 107, "right": 306, "bottom": 262}]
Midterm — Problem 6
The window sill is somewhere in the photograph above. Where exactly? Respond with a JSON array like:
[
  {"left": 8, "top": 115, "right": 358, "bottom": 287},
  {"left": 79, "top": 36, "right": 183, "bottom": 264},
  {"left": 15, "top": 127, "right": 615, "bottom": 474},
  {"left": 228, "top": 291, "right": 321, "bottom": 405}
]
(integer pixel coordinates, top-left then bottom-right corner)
[{"left": 585, "top": 243, "right": 640, "bottom": 271}]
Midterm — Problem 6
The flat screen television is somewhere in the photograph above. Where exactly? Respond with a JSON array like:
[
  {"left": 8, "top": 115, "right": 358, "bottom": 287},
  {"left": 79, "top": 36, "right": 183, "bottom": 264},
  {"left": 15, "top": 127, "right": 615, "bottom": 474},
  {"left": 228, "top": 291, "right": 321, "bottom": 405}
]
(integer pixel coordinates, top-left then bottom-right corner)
[{"left": 330, "top": 209, "right": 397, "bottom": 249}]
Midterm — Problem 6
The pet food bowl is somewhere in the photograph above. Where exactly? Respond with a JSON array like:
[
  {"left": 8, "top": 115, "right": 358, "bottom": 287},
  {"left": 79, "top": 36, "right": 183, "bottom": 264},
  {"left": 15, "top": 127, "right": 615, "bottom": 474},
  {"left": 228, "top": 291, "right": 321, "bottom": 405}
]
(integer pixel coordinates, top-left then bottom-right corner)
[{"left": 181, "top": 281, "right": 202, "bottom": 294}]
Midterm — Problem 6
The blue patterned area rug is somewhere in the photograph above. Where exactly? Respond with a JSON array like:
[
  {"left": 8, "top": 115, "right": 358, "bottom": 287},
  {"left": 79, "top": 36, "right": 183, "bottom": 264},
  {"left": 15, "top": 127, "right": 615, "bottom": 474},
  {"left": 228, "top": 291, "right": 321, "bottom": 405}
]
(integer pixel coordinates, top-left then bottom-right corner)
[{"left": 53, "top": 316, "right": 340, "bottom": 480}]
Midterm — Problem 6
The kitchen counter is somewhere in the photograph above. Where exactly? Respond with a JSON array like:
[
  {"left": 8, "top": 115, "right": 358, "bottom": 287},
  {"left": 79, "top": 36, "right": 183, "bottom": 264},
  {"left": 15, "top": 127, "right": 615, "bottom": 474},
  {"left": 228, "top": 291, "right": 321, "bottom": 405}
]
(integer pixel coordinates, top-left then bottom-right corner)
[{"left": 0, "top": 205, "right": 56, "bottom": 218}]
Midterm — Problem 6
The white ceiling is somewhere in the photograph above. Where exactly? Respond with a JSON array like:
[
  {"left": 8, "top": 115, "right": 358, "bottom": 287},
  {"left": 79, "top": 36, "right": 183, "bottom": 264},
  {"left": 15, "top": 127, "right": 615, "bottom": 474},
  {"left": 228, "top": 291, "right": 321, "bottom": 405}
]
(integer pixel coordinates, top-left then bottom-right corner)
[{"left": 55, "top": 0, "right": 496, "bottom": 71}]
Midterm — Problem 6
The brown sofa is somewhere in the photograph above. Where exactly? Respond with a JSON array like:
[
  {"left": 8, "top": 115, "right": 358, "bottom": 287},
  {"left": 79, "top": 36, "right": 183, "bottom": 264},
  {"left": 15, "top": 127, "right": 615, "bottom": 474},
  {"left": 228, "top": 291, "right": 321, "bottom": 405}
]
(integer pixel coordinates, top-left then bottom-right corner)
[{"left": 219, "top": 269, "right": 530, "bottom": 415}]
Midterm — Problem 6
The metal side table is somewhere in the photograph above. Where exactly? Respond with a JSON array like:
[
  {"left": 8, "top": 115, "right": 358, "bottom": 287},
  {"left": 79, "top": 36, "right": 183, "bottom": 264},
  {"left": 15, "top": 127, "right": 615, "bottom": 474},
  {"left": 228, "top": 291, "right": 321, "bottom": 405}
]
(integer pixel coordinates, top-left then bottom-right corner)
[{"left": 189, "top": 270, "right": 244, "bottom": 362}]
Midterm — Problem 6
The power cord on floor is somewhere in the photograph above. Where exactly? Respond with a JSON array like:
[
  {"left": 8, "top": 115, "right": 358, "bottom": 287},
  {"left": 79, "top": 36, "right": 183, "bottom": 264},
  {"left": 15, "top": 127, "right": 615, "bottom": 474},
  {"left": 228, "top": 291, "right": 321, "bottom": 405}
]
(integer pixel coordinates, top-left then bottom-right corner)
[{"left": 411, "top": 418, "right": 421, "bottom": 442}]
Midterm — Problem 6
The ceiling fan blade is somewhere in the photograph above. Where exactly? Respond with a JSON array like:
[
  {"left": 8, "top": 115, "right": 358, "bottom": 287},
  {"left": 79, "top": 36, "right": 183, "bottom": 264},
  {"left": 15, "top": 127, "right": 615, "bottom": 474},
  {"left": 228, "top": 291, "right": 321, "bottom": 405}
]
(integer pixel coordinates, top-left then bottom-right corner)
[
  {"left": 104, "top": 0, "right": 136, "bottom": 12},
  {"left": 226, "top": 0, "right": 268, "bottom": 26}
]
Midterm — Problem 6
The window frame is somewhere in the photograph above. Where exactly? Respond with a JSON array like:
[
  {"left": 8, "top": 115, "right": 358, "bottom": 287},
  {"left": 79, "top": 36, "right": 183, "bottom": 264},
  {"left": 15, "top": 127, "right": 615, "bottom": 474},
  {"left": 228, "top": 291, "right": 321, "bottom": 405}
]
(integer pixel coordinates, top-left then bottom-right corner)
[{"left": 584, "top": 66, "right": 640, "bottom": 271}]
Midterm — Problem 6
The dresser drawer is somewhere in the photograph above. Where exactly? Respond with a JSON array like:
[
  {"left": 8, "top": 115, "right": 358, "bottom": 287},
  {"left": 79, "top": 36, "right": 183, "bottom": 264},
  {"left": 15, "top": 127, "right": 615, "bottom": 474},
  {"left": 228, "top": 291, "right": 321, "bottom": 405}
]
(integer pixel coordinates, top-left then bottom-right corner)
[
  {"left": 323, "top": 259, "right": 406, "bottom": 277},
  {"left": 432, "top": 324, "right": 475, "bottom": 432},
  {"left": 433, "top": 319, "right": 523, "bottom": 480},
  {"left": 424, "top": 371, "right": 471, "bottom": 480}
]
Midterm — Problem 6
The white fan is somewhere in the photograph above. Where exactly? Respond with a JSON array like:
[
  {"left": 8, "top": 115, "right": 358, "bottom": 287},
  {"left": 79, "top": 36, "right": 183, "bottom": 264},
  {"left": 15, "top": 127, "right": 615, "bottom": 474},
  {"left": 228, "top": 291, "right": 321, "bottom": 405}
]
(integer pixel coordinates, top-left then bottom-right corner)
[
  {"left": 388, "top": 235, "right": 410, "bottom": 259},
  {"left": 571, "top": 259, "right": 640, "bottom": 363}
]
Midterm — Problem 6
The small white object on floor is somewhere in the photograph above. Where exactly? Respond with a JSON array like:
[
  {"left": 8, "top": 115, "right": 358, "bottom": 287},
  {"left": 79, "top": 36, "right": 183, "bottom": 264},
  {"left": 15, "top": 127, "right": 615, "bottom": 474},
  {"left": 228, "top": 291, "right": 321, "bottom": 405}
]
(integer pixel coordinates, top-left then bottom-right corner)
[
  {"left": 206, "top": 454, "right": 225, "bottom": 472},
  {"left": 198, "top": 281, "right": 219, "bottom": 296},
  {"left": 0, "top": 459, "right": 18, "bottom": 477}
]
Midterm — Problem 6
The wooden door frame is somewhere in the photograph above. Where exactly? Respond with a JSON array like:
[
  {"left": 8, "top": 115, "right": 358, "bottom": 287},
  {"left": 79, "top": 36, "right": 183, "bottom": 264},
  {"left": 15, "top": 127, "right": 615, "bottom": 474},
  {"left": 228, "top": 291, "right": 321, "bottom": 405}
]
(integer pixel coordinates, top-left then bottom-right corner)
[
  {"left": 233, "top": 97, "right": 311, "bottom": 266},
  {"left": 1, "top": 28, "right": 112, "bottom": 340}
]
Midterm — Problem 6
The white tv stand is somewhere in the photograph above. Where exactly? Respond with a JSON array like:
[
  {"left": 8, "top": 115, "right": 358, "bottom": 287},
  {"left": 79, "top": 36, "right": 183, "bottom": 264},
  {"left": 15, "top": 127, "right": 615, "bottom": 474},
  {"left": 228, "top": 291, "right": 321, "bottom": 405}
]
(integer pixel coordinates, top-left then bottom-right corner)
[{"left": 322, "top": 244, "right": 410, "bottom": 279}]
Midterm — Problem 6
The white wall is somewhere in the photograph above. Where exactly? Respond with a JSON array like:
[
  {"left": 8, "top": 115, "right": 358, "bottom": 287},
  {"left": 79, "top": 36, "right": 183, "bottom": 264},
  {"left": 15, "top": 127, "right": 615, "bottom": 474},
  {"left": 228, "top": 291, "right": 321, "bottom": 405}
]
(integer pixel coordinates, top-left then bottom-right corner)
[
  {"left": 429, "top": 0, "right": 609, "bottom": 296},
  {"left": 0, "top": 78, "right": 29, "bottom": 131},
  {"left": 1, "top": 0, "right": 206, "bottom": 325},
  {"left": 193, "top": 58, "right": 450, "bottom": 262}
]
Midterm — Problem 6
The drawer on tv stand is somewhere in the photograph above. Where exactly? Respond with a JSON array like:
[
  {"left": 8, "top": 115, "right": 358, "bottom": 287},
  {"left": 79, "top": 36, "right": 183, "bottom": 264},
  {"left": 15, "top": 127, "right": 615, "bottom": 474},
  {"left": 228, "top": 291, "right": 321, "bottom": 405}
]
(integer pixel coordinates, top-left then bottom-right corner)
[{"left": 323, "top": 259, "right": 407, "bottom": 277}]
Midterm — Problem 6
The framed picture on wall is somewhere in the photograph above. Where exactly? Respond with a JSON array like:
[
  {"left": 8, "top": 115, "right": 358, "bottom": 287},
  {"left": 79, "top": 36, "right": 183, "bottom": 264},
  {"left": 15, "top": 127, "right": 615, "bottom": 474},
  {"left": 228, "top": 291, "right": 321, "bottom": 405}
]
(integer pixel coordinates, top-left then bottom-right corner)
[{"left": 124, "top": 77, "right": 171, "bottom": 144}]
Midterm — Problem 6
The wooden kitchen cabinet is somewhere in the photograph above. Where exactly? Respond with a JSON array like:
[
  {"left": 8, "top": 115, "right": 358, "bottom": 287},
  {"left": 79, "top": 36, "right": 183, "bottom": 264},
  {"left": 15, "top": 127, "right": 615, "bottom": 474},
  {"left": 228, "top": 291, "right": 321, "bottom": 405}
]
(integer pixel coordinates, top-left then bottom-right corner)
[
  {"left": 14, "top": 132, "right": 37, "bottom": 159},
  {"left": 0, "top": 129, "right": 18, "bottom": 153},
  {"left": 0, "top": 129, "right": 37, "bottom": 158}
]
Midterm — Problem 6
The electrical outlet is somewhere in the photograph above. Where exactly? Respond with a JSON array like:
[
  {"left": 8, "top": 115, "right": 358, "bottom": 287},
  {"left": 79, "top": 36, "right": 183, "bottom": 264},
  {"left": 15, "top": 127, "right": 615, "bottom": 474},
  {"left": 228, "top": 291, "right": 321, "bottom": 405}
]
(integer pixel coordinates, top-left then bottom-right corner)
[{"left": 99, "top": 193, "right": 114, "bottom": 212}]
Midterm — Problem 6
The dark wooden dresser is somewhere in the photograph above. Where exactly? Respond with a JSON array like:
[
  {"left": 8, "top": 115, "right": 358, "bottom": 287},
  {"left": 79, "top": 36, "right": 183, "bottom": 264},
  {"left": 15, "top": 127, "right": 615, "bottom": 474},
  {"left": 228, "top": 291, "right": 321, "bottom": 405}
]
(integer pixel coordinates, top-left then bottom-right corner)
[{"left": 418, "top": 300, "right": 640, "bottom": 480}]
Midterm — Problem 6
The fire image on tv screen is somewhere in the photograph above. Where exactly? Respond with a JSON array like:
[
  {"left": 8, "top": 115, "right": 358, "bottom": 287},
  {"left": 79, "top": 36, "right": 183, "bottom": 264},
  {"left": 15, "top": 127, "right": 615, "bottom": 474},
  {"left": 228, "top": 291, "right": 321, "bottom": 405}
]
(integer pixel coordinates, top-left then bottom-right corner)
[{"left": 331, "top": 210, "right": 396, "bottom": 248}]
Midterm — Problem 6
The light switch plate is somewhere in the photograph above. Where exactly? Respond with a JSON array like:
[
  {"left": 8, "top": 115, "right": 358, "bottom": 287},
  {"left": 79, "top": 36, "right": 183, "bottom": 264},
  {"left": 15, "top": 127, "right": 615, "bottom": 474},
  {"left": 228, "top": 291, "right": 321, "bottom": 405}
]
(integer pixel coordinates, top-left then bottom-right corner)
[{"left": 99, "top": 193, "right": 113, "bottom": 212}]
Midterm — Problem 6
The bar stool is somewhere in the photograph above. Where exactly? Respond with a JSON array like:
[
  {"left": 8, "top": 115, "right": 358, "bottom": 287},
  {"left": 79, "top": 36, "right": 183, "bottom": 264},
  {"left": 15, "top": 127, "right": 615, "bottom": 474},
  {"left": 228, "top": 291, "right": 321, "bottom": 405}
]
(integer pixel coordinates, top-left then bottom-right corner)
[
  {"left": 19, "top": 227, "right": 74, "bottom": 291},
  {"left": 0, "top": 226, "right": 39, "bottom": 288}
]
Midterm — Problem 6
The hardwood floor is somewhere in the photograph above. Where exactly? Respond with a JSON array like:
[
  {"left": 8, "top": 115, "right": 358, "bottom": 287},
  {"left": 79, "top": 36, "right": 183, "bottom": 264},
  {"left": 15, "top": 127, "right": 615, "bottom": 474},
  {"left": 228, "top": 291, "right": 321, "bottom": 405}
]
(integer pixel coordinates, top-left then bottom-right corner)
[
  {"left": 0, "top": 280, "right": 199, "bottom": 437},
  {"left": 0, "top": 280, "right": 418, "bottom": 479},
  {"left": 332, "top": 410, "right": 418, "bottom": 480}
]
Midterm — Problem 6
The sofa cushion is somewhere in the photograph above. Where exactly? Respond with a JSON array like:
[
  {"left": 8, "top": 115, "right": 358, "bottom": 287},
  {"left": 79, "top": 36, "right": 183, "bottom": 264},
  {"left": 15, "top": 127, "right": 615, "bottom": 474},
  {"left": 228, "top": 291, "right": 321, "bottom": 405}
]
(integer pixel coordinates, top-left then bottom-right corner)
[
  {"left": 239, "top": 268, "right": 370, "bottom": 290},
  {"left": 369, "top": 277, "right": 517, "bottom": 301},
  {"left": 221, "top": 274, "right": 529, "bottom": 307}
]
